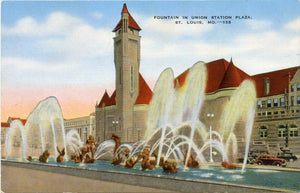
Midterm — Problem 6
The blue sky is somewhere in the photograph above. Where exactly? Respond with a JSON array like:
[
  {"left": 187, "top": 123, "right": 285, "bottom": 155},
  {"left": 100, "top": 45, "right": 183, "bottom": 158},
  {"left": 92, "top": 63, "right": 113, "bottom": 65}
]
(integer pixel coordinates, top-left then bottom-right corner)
[{"left": 1, "top": 0, "right": 300, "bottom": 120}]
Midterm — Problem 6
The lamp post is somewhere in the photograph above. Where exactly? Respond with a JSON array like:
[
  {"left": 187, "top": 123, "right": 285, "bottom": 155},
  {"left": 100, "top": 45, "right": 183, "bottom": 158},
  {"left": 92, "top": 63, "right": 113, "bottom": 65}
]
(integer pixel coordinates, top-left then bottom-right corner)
[
  {"left": 112, "top": 120, "right": 119, "bottom": 132},
  {"left": 207, "top": 113, "right": 214, "bottom": 163}
]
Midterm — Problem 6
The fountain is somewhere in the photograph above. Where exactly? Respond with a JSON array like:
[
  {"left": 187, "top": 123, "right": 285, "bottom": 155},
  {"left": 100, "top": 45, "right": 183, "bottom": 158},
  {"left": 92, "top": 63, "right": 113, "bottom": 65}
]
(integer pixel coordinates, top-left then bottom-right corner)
[
  {"left": 4, "top": 62, "right": 256, "bottom": 167},
  {"left": 3, "top": 62, "right": 299, "bottom": 192}
]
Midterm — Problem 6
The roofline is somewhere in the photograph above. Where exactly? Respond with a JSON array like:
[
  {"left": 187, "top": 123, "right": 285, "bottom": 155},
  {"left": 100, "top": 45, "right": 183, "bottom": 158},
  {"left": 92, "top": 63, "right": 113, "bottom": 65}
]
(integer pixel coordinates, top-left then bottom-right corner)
[{"left": 252, "top": 66, "right": 300, "bottom": 77}]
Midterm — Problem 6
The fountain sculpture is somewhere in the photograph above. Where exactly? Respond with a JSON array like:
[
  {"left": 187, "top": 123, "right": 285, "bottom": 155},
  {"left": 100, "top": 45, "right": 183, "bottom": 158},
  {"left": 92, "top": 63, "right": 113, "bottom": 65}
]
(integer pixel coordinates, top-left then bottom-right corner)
[{"left": 5, "top": 61, "right": 257, "bottom": 172}]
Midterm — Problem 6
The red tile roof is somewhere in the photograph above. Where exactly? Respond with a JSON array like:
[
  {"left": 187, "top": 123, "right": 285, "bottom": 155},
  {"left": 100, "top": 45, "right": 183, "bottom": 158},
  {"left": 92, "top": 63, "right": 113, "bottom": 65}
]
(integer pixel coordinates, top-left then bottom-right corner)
[
  {"left": 98, "top": 73, "right": 153, "bottom": 107},
  {"left": 1, "top": 122, "right": 10, "bottom": 127},
  {"left": 109, "top": 90, "right": 116, "bottom": 106},
  {"left": 174, "top": 59, "right": 249, "bottom": 94},
  {"left": 113, "top": 4, "right": 141, "bottom": 32},
  {"left": 122, "top": 3, "right": 129, "bottom": 13},
  {"left": 10, "top": 117, "right": 27, "bottom": 126},
  {"left": 219, "top": 60, "right": 250, "bottom": 89},
  {"left": 135, "top": 74, "right": 153, "bottom": 104},
  {"left": 251, "top": 67, "right": 299, "bottom": 98},
  {"left": 98, "top": 90, "right": 110, "bottom": 108}
]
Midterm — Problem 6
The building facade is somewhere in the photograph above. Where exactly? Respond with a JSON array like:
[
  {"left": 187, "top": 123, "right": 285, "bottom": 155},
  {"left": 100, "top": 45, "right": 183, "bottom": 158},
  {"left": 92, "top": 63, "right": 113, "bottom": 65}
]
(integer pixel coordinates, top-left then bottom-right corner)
[
  {"left": 251, "top": 68, "right": 300, "bottom": 155},
  {"left": 64, "top": 113, "right": 96, "bottom": 143}
]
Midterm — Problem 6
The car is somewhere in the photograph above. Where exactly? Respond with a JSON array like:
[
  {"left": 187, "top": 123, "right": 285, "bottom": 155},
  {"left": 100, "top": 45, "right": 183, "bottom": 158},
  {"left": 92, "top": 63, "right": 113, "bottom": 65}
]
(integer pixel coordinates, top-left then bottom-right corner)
[
  {"left": 254, "top": 155, "right": 286, "bottom": 167},
  {"left": 277, "top": 148, "right": 297, "bottom": 162}
]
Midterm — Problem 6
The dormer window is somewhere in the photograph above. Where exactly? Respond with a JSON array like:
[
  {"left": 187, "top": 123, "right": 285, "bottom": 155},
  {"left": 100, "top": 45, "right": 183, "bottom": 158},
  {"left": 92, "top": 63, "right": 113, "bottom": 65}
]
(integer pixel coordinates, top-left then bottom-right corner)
[{"left": 264, "top": 78, "right": 270, "bottom": 95}]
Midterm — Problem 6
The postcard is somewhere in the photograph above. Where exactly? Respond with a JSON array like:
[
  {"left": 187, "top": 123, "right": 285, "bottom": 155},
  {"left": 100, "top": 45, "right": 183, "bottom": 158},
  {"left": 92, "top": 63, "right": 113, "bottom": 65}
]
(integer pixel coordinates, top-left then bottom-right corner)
[{"left": 1, "top": 1, "right": 300, "bottom": 192}]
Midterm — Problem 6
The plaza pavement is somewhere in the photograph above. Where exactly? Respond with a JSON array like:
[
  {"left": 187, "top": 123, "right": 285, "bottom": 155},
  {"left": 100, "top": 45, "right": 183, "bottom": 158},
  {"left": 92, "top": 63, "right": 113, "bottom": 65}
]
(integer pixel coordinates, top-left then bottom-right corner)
[{"left": 1, "top": 165, "right": 179, "bottom": 193}]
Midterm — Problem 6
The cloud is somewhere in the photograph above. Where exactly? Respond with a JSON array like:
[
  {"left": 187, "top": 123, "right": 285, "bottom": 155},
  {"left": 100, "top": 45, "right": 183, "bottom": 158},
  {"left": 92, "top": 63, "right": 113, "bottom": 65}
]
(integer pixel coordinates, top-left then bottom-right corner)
[
  {"left": 3, "top": 10, "right": 300, "bottom": 87},
  {"left": 138, "top": 13, "right": 300, "bottom": 76},
  {"left": 2, "top": 11, "right": 114, "bottom": 75},
  {"left": 2, "top": 57, "right": 70, "bottom": 71},
  {"left": 92, "top": 12, "right": 103, "bottom": 20},
  {"left": 246, "top": 19, "right": 272, "bottom": 30},
  {"left": 284, "top": 17, "right": 300, "bottom": 31},
  {"left": 3, "top": 12, "right": 84, "bottom": 36},
  {"left": 38, "top": 25, "right": 113, "bottom": 62}
]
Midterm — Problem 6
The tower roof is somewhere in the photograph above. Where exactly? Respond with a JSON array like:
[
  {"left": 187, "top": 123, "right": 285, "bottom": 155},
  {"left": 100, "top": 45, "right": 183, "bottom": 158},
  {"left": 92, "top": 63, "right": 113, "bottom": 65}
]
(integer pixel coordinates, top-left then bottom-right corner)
[
  {"left": 219, "top": 60, "right": 250, "bottom": 89},
  {"left": 122, "top": 3, "right": 129, "bottom": 13},
  {"left": 98, "top": 73, "right": 153, "bottom": 108},
  {"left": 113, "top": 3, "right": 141, "bottom": 32},
  {"left": 98, "top": 90, "right": 110, "bottom": 107}
]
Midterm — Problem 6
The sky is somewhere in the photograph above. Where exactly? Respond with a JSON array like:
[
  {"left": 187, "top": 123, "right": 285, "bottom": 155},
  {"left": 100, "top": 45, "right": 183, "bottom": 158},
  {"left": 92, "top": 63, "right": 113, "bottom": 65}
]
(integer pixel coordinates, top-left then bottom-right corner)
[{"left": 1, "top": 0, "right": 300, "bottom": 122}]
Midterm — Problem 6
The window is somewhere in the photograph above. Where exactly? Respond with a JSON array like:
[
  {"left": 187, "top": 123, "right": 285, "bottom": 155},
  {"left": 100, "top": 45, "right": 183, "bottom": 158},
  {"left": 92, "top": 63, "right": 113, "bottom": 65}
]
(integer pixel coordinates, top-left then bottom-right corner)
[
  {"left": 257, "top": 100, "right": 262, "bottom": 109},
  {"left": 267, "top": 99, "right": 272, "bottom": 107},
  {"left": 273, "top": 98, "right": 278, "bottom": 107},
  {"left": 297, "top": 83, "right": 300, "bottom": 91},
  {"left": 274, "top": 111, "right": 278, "bottom": 114},
  {"left": 278, "top": 125, "right": 286, "bottom": 138},
  {"left": 130, "top": 66, "right": 134, "bottom": 92},
  {"left": 290, "top": 125, "right": 298, "bottom": 137},
  {"left": 260, "top": 126, "right": 268, "bottom": 138},
  {"left": 291, "top": 84, "right": 295, "bottom": 92},
  {"left": 291, "top": 96, "right": 295, "bottom": 106},
  {"left": 280, "top": 97, "right": 285, "bottom": 106},
  {"left": 297, "top": 96, "right": 300, "bottom": 105}
]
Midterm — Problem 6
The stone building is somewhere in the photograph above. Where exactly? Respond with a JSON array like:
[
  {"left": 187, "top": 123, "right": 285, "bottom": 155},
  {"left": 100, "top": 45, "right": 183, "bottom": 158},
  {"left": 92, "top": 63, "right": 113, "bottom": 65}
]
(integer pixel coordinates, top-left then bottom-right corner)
[
  {"left": 251, "top": 67, "right": 300, "bottom": 155},
  {"left": 95, "top": 3, "right": 300, "bottom": 159},
  {"left": 64, "top": 113, "right": 96, "bottom": 143}
]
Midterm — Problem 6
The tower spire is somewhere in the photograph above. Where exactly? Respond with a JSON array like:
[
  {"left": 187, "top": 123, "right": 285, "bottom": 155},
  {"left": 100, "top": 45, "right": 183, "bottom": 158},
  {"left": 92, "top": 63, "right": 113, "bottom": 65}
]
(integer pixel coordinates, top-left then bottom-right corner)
[
  {"left": 122, "top": 3, "right": 129, "bottom": 13},
  {"left": 113, "top": 4, "right": 141, "bottom": 32}
]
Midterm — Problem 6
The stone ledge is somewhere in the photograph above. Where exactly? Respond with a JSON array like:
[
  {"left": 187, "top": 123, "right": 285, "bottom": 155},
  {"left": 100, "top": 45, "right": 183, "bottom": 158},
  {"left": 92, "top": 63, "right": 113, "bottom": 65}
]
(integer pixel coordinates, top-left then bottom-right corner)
[{"left": 1, "top": 160, "right": 292, "bottom": 193}]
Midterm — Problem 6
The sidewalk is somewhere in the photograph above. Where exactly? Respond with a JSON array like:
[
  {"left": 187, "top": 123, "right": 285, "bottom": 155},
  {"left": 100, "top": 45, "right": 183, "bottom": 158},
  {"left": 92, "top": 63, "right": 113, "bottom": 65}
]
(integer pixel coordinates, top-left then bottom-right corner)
[{"left": 1, "top": 165, "right": 179, "bottom": 193}]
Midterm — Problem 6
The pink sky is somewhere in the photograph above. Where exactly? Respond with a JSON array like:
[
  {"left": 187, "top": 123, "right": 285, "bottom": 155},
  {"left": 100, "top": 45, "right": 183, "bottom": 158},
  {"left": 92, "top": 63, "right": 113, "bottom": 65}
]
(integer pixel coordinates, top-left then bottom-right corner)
[{"left": 1, "top": 79, "right": 156, "bottom": 123}]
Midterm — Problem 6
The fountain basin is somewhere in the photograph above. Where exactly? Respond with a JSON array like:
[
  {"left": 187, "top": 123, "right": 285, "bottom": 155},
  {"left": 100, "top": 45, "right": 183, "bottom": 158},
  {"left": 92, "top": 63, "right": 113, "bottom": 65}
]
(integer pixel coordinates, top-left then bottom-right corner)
[{"left": 2, "top": 160, "right": 298, "bottom": 192}]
